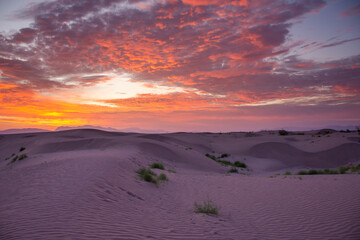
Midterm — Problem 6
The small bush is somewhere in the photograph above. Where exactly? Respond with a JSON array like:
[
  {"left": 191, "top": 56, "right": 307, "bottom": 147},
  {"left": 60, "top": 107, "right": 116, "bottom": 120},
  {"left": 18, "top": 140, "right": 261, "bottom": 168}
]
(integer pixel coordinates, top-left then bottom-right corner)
[
  {"left": 136, "top": 167, "right": 157, "bottom": 184},
  {"left": 216, "top": 159, "right": 232, "bottom": 166},
  {"left": 297, "top": 170, "right": 307, "bottom": 175},
  {"left": 308, "top": 169, "right": 318, "bottom": 175},
  {"left": 228, "top": 167, "right": 238, "bottom": 173},
  {"left": 194, "top": 199, "right": 219, "bottom": 215},
  {"left": 150, "top": 162, "right": 165, "bottom": 170},
  {"left": 157, "top": 173, "right": 168, "bottom": 182},
  {"left": 284, "top": 171, "right": 292, "bottom": 175},
  {"left": 205, "top": 153, "right": 217, "bottom": 161},
  {"left": 19, "top": 147, "right": 26, "bottom": 152},
  {"left": 279, "top": 130, "right": 289, "bottom": 136},
  {"left": 234, "top": 161, "right": 247, "bottom": 168},
  {"left": 220, "top": 153, "right": 230, "bottom": 158},
  {"left": 338, "top": 166, "right": 349, "bottom": 174},
  {"left": 168, "top": 169, "right": 176, "bottom": 173}
]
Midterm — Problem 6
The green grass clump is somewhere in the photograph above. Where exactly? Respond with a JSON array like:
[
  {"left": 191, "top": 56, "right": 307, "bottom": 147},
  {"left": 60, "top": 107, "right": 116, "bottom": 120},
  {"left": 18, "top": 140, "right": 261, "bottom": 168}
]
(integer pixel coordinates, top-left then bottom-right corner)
[
  {"left": 284, "top": 171, "right": 292, "bottom": 175},
  {"left": 19, "top": 147, "right": 26, "bottom": 152},
  {"left": 234, "top": 161, "right": 247, "bottom": 168},
  {"left": 150, "top": 162, "right": 165, "bottom": 170},
  {"left": 168, "top": 169, "right": 176, "bottom": 173},
  {"left": 308, "top": 169, "right": 318, "bottom": 175},
  {"left": 220, "top": 153, "right": 230, "bottom": 158},
  {"left": 205, "top": 153, "right": 217, "bottom": 161},
  {"left": 194, "top": 199, "right": 219, "bottom": 215},
  {"left": 228, "top": 167, "right": 238, "bottom": 173},
  {"left": 157, "top": 173, "right": 168, "bottom": 182},
  {"left": 136, "top": 167, "right": 157, "bottom": 184}
]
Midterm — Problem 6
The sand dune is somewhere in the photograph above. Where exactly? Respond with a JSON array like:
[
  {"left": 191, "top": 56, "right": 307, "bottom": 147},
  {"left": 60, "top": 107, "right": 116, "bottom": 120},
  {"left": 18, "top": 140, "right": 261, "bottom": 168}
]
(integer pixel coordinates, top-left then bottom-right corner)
[{"left": 0, "top": 129, "right": 359, "bottom": 239}]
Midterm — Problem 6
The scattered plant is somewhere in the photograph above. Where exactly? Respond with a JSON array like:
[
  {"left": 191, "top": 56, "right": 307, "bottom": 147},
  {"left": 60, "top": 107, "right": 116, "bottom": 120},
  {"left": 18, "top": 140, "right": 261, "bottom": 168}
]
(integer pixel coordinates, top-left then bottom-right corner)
[
  {"left": 136, "top": 167, "right": 157, "bottom": 184},
  {"left": 284, "top": 171, "right": 292, "bottom": 175},
  {"left": 194, "top": 199, "right": 219, "bottom": 215},
  {"left": 150, "top": 162, "right": 165, "bottom": 170},
  {"left": 234, "top": 161, "right": 247, "bottom": 168},
  {"left": 157, "top": 173, "right": 168, "bottom": 182},
  {"left": 168, "top": 169, "right": 176, "bottom": 173},
  {"left": 19, "top": 147, "right": 26, "bottom": 152}
]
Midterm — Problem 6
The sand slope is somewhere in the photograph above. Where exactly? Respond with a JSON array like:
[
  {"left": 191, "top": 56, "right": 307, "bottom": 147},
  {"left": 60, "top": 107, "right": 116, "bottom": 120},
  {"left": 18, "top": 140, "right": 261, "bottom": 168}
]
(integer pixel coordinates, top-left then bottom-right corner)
[{"left": 0, "top": 129, "right": 359, "bottom": 239}]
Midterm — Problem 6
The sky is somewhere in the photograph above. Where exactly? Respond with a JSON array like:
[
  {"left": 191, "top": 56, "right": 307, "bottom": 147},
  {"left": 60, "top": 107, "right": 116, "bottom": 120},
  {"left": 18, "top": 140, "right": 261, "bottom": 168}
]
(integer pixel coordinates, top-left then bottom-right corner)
[{"left": 0, "top": 0, "right": 359, "bottom": 132}]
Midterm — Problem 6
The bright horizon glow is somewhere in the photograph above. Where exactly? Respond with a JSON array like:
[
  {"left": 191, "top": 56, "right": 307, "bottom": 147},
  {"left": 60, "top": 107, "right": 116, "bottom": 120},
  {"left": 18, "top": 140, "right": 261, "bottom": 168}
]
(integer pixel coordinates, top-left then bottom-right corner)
[{"left": 0, "top": 0, "right": 359, "bottom": 132}]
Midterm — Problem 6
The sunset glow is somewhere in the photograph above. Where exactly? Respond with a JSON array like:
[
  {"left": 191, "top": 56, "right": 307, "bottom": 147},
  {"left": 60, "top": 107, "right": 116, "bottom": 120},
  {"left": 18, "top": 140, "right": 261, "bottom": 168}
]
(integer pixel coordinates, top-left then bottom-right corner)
[{"left": 0, "top": 0, "right": 359, "bottom": 131}]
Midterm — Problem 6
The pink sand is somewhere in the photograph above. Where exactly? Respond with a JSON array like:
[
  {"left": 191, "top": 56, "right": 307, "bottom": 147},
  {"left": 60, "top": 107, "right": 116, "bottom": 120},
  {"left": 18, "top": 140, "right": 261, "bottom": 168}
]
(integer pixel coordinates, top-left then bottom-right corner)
[{"left": 0, "top": 129, "right": 359, "bottom": 239}]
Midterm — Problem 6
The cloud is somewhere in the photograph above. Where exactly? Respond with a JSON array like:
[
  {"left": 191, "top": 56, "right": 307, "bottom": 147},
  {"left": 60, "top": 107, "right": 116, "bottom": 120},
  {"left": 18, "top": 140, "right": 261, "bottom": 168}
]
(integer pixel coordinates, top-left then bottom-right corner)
[
  {"left": 1, "top": 0, "right": 359, "bottom": 131},
  {"left": 320, "top": 37, "right": 360, "bottom": 49},
  {"left": 340, "top": 3, "right": 360, "bottom": 18}
]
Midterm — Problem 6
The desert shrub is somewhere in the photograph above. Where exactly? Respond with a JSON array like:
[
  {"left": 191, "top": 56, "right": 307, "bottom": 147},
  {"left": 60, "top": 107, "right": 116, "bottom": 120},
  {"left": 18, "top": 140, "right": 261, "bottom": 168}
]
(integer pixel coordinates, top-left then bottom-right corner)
[
  {"left": 185, "top": 147, "right": 192, "bottom": 150},
  {"left": 308, "top": 169, "right": 318, "bottom": 175},
  {"left": 297, "top": 170, "right": 307, "bottom": 175},
  {"left": 168, "top": 169, "right": 176, "bottom": 173},
  {"left": 157, "top": 173, "right": 168, "bottom": 182},
  {"left": 216, "top": 159, "right": 232, "bottom": 166},
  {"left": 220, "top": 153, "right": 230, "bottom": 158},
  {"left": 18, "top": 154, "right": 27, "bottom": 161},
  {"left": 338, "top": 166, "right": 349, "bottom": 174},
  {"left": 194, "top": 199, "right": 219, "bottom": 215},
  {"left": 205, "top": 153, "right": 217, "bottom": 161},
  {"left": 234, "top": 161, "right": 247, "bottom": 168},
  {"left": 228, "top": 167, "right": 238, "bottom": 173},
  {"left": 19, "top": 147, "right": 26, "bottom": 152},
  {"left": 150, "top": 162, "right": 165, "bottom": 170},
  {"left": 136, "top": 167, "right": 157, "bottom": 184},
  {"left": 279, "top": 130, "right": 289, "bottom": 136},
  {"left": 284, "top": 171, "right": 292, "bottom": 175}
]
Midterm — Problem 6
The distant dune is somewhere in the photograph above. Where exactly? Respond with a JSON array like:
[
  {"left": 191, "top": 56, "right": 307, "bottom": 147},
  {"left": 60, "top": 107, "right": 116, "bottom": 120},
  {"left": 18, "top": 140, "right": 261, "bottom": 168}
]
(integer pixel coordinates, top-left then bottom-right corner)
[
  {"left": 0, "top": 129, "right": 359, "bottom": 239},
  {"left": 0, "top": 128, "right": 50, "bottom": 135}
]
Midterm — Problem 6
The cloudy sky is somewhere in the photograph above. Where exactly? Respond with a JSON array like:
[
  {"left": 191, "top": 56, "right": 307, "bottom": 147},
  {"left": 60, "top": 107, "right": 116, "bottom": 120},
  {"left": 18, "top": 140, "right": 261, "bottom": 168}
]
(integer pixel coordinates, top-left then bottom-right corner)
[{"left": 0, "top": 0, "right": 359, "bottom": 132}]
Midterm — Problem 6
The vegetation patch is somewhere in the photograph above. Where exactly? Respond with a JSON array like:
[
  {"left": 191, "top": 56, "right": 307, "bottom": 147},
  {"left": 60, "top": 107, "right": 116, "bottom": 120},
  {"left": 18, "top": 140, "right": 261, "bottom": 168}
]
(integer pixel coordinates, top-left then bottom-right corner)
[
  {"left": 136, "top": 167, "right": 169, "bottom": 185},
  {"left": 136, "top": 167, "right": 157, "bottom": 183},
  {"left": 194, "top": 199, "right": 219, "bottom": 215},
  {"left": 19, "top": 147, "right": 26, "bottom": 152},
  {"left": 168, "top": 169, "right": 176, "bottom": 173},
  {"left": 150, "top": 162, "right": 165, "bottom": 170},
  {"left": 205, "top": 153, "right": 247, "bottom": 169},
  {"left": 157, "top": 173, "right": 168, "bottom": 182},
  {"left": 290, "top": 164, "right": 360, "bottom": 175}
]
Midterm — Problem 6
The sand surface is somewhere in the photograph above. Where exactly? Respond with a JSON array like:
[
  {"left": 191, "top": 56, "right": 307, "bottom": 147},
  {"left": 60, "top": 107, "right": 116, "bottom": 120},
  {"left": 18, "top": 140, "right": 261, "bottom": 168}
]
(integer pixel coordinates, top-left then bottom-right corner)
[{"left": 0, "top": 129, "right": 360, "bottom": 239}]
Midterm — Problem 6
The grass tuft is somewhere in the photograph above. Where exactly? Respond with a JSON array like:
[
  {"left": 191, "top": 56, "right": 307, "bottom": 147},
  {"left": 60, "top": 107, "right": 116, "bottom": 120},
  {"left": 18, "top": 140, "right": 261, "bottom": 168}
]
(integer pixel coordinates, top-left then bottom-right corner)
[
  {"left": 194, "top": 199, "right": 219, "bottom": 215},
  {"left": 157, "top": 173, "right": 168, "bottom": 182},
  {"left": 136, "top": 167, "right": 157, "bottom": 184},
  {"left": 234, "top": 161, "right": 247, "bottom": 168},
  {"left": 150, "top": 162, "right": 165, "bottom": 170},
  {"left": 19, "top": 147, "right": 26, "bottom": 152},
  {"left": 168, "top": 169, "right": 176, "bottom": 173},
  {"left": 284, "top": 171, "right": 292, "bottom": 175}
]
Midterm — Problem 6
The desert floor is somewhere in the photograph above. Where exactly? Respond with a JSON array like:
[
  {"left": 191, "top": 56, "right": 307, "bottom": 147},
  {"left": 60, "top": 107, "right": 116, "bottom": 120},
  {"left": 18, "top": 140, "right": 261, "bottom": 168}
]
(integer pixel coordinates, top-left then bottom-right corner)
[{"left": 1, "top": 129, "right": 359, "bottom": 239}]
